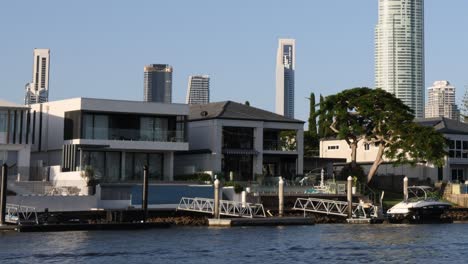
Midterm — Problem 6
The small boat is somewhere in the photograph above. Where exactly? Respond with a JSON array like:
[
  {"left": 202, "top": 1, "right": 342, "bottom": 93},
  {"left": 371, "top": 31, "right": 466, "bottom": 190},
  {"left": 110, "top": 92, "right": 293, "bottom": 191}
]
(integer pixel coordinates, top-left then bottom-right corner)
[{"left": 386, "top": 186, "right": 452, "bottom": 223}]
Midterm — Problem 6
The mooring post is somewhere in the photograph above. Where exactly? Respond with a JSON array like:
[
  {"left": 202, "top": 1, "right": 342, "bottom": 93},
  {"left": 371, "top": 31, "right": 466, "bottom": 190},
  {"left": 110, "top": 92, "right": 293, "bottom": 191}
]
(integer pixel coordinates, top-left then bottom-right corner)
[
  {"left": 347, "top": 176, "right": 353, "bottom": 219},
  {"left": 142, "top": 165, "right": 149, "bottom": 223},
  {"left": 0, "top": 164, "right": 7, "bottom": 225},
  {"left": 241, "top": 190, "right": 246, "bottom": 208},
  {"left": 214, "top": 179, "right": 220, "bottom": 218},
  {"left": 279, "top": 177, "right": 284, "bottom": 217},
  {"left": 403, "top": 176, "right": 408, "bottom": 203}
]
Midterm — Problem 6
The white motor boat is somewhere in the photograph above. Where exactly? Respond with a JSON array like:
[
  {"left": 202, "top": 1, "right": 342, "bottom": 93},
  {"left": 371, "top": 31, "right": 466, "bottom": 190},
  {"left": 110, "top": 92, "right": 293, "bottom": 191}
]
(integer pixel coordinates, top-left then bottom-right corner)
[{"left": 387, "top": 186, "right": 451, "bottom": 223}]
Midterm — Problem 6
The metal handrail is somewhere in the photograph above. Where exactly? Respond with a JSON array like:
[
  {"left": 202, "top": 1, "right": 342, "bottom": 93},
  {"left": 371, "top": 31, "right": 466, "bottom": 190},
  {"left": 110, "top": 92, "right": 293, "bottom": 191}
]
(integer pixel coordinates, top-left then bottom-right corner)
[
  {"left": 293, "top": 198, "right": 378, "bottom": 219},
  {"left": 177, "top": 197, "right": 266, "bottom": 218},
  {"left": 5, "top": 203, "right": 39, "bottom": 224}
]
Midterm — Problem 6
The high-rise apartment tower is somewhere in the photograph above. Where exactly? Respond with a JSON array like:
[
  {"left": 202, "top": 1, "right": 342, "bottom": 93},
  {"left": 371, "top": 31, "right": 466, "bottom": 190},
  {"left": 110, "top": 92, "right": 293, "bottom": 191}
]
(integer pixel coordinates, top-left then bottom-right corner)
[
  {"left": 375, "top": 0, "right": 425, "bottom": 118},
  {"left": 425, "top": 81, "right": 459, "bottom": 120},
  {"left": 144, "top": 64, "right": 172, "bottom": 103},
  {"left": 186, "top": 75, "right": 210, "bottom": 105},
  {"left": 275, "top": 39, "right": 295, "bottom": 118},
  {"left": 25, "top": 48, "right": 50, "bottom": 105}
]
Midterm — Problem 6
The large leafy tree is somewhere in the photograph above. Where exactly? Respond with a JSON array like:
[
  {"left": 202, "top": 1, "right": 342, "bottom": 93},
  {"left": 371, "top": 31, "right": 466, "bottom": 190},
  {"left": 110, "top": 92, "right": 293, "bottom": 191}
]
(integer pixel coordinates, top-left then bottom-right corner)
[
  {"left": 358, "top": 89, "right": 447, "bottom": 182},
  {"left": 319, "top": 87, "right": 373, "bottom": 167},
  {"left": 321, "top": 88, "right": 447, "bottom": 183}
]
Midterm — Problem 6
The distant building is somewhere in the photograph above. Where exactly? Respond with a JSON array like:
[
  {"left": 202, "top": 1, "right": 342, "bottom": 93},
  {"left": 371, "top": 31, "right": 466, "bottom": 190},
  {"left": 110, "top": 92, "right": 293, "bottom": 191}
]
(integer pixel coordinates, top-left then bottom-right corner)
[
  {"left": 461, "top": 85, "right": 468, "bottom": 123},
  {"left": 425, "top": 81, "right": 460, "bottom": 120},
  {"left": 276, "top": 39, "right": 295, "bottom": 119},
  {"left": 144, "top": 64, "right": 172, "bottom": 103},
  {"left": 186, "top": 75, "right": 210, "bottom": 105},
  {"left": 25, "top": 48, "right": 50, "bottom": 105},
  {"left": 375, "top": 0, "right": 425, "bottom": 118}
]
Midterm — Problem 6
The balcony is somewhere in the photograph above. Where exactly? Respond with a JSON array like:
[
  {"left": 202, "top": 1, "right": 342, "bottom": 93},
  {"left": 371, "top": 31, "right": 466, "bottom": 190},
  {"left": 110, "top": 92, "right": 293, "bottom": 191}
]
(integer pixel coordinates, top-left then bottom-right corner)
[{"left": 83, "top": 127, "right": 186, "bottom": 143}]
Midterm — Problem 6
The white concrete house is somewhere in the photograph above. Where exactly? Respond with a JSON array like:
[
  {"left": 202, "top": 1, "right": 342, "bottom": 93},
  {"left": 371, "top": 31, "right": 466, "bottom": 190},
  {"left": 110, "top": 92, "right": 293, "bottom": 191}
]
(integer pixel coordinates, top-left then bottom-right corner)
[
  {"left": 175, "top": 101, "right": 304, "bottom": 181},
  {"left": 29, "top": 97, "right": 189, "bottom": 182},
  {"left": 320, "top": 117, "right": 468, "bottom": 183},
  {"left": 0, "top": 99, "right": 31, "bottom": 180}
]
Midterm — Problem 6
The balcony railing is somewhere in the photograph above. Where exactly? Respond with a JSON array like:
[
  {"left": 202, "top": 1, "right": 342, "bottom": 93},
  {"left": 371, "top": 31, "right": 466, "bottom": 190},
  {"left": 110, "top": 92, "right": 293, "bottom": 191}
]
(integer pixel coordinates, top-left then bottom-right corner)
[
  {"left": 263, "top": 139, "right": 297, "bottom": 151},
  {"left": 82, "top": 128, "right": 186, "bottom": 143}
]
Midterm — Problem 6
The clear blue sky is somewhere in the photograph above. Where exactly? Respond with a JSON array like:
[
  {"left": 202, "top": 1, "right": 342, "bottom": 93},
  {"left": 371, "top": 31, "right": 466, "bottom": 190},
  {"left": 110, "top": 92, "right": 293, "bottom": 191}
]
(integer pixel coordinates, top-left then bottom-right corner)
[{"left": 1, "top": 0, "right": 467, "bottom": 123}]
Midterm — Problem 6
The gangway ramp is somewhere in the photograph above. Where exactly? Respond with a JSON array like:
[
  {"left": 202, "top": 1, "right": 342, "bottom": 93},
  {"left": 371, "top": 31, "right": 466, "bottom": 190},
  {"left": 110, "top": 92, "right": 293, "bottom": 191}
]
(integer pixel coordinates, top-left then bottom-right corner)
[
  {"left": 177, "top": 197, "right": 266, "bottom": 218},
  {"left": 293, "top": 198, "right": 378, "bottom": 219},
  {"left": 5, "top": 204, "right": 39, "bottom": 224}
]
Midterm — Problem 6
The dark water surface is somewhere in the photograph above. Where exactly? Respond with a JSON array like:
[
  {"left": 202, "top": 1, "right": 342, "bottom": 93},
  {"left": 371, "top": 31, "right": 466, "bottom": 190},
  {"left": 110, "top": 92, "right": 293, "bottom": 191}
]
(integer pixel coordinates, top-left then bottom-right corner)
[{"left": 1, "top": 224, "right": 467, "bottom": 264}]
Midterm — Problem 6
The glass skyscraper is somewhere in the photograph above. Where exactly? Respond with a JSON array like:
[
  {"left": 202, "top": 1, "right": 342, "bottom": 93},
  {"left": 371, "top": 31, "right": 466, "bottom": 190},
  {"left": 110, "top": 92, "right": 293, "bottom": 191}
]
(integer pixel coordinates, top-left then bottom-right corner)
[
  {"left": 276, "top": 39, "right": 295, "bottom": 119},
  {"left": 143, "top": 64, "right": 173, "bottom": 103},
  {"left": 186, "top": 75, "right": 210, "bottom": 104},
  {"left": 375, "top": 0, "right": 425, "bottom": 118}
]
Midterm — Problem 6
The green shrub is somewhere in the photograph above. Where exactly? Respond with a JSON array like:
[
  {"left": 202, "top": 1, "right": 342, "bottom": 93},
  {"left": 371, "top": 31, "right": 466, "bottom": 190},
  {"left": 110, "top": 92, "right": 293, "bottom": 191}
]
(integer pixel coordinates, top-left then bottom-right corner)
[{"left": 339, "top": 164, "right": 366, "bottom": 184}]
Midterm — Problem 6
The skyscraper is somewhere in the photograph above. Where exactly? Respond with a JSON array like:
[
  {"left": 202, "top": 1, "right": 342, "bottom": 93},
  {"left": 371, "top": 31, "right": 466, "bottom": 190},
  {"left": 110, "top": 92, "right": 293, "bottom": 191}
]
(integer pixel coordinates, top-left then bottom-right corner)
[
  {"left": 186, "top": 75, "right": 210, "bottom": 105},
  {"left": 25, "top": 48, "right": 50, "bottom": 105},
  {"left": 425, "top": 81, "right": 459, "bottom": 120},
  {"left": 375, "top": 0, "right": 425, "bottom": 118},
  {"left": 143, "top": 64, "right": 172, "bottom": 103},
  {"left": 275, "top": 39, "right": 295, "bottom": 118}
]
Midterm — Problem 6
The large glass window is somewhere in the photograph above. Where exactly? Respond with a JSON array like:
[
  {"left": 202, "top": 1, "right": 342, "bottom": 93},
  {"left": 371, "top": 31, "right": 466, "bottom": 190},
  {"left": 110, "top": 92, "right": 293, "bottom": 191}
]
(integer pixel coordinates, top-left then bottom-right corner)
[
  {"left": 105, "top": 152, "right": 121, "bottom": 182},
  {"left": 223, "top": 127, "right": 254, "bottom": 149},
  {"left": 0, "top": 110, "right": 7, "bottom": 133},
  {"left": 448, "top": 139, "right": 468, "bottom": 159},
  {"left": 78, "top": 112, "right": 185, "bottom": 142}
]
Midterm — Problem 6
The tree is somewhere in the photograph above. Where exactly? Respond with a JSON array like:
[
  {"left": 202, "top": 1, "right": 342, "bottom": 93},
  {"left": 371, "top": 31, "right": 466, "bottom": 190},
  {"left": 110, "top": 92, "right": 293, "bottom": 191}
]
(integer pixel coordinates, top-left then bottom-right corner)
[
  {"left": 304, "top": 92, "right": 319, "bottom": 157},
  {"left": 358, "top": 89, "right": 447, "bottom": 182},
  {"left": 318, "top": 94, "right": 333, "bottom": 138},
  {"left": 244, "top": 101, "right": 250, "bottom": 106},
  {"left": 319, "top": 87, "right": 373, "bottom": 167},
  {"left": 308, "top": 92, "right": 317, "bottom": 136}
]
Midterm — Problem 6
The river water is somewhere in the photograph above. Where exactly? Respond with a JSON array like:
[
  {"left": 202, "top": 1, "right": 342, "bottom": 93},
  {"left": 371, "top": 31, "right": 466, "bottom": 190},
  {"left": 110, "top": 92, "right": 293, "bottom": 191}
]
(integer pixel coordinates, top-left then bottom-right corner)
[{"left": 1, "top": 224, "right": 467, "bottom": 264}]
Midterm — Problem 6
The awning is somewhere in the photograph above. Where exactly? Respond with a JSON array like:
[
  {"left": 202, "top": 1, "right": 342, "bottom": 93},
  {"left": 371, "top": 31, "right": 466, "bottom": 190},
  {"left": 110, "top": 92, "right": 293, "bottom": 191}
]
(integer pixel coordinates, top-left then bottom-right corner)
[{"left": 222, "top": 149, "right": 259, "bottom": 155}]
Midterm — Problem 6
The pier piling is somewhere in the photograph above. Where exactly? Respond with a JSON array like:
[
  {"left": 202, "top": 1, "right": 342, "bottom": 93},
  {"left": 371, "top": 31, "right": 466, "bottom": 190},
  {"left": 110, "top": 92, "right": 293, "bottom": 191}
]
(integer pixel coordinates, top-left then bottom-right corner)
[
  {"left": 347, "top": 176, "right": 352, "bottom": 219},
  {"left": 142, "top": 165, "right": 149, "bottom": 222},
  {"left": 279, "top": 177, "right": 284, "bottom": 217},
  {"left": 214, "top": 179, "right": 220, "bottom": 219},
  {"left": 0, "top": 164, "right": 7, "bottom": 225}
]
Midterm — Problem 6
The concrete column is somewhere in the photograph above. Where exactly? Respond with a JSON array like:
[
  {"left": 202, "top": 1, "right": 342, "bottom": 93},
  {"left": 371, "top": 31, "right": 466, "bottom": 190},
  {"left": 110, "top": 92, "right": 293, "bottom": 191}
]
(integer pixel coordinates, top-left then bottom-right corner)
[
  {"left": 403, "top": 176, "right": 408, "bottom": 203},
  {"left": 279, "top": 177, "right": 284, "bottom": 217},
  {"left": 120, "top": 151, "right": 125, "bottom": 181},
  {"left": 1, "top": 164, "right": 7, "bottom": 225},
  {"left": 253, "top": 126, "right": 263, "bottom": 180},
  {"left": 296, "top": 129, "right": 304, "bottom": 175},
  {"left": 347, "top": 176, "right": 353, "bottom": 219},
  {"left": 211, "top": 121, "right": 223, "bottom": 173},
  {"left": 214, "top": 179, "right": 220, "bottom": 218},
  {"left": 163, "top": 152, "right": 174, "bottom": 181}
]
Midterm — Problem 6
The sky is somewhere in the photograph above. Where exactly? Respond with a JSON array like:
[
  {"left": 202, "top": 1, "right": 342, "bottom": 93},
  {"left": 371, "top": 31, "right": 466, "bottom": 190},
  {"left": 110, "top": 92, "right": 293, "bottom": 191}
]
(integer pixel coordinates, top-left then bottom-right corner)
[{"left": 1, "top": 0, "right": 467, "bottom": 124}]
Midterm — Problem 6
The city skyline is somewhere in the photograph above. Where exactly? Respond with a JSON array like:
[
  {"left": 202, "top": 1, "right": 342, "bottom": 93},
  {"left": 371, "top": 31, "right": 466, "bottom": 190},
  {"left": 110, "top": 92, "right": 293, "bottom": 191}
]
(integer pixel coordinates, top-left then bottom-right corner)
[{"left": 1, "top": 1, "right": 468, "bottom": 124}]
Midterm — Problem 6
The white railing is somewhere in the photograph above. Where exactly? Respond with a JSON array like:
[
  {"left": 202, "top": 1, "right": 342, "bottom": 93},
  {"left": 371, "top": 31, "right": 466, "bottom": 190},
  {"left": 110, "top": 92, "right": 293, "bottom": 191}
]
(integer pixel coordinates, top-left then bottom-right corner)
[
  {"left": 293, "top": 198, "right": 378, "bottom": 219},
  {"left": 5, "top": 204, "right": 39, "bottom": 224},
  {"left": 177, "top": 197, "right": 266, "bottom": 218}
]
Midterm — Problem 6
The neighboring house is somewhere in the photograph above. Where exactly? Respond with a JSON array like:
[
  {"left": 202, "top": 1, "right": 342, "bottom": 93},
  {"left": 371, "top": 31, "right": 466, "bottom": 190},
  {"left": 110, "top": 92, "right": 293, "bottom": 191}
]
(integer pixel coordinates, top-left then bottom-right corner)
[
  {"left": 320, "top": 117, "right": 468, "bottom": 183},
  {"left": 175, "top": 101, "right": 304, "bottom": 181},
  {"left": 0, "top": 99, "right": 31, "bottom": 180},
  {"left": 29, "top": 97, "right": 189, "bottom": 182}
]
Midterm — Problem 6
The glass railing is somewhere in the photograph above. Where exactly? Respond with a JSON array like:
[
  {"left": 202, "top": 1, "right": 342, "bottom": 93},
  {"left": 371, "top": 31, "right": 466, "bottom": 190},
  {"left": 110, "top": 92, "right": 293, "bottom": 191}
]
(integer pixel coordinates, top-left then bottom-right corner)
[
  {"left": 263, "top": 139, "right": 297, "bottom": 151},
  {"left": 82, "top": 128, "right": 186, "bottom": 143}
]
